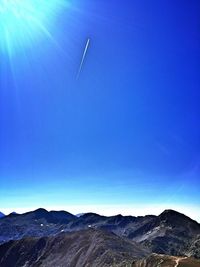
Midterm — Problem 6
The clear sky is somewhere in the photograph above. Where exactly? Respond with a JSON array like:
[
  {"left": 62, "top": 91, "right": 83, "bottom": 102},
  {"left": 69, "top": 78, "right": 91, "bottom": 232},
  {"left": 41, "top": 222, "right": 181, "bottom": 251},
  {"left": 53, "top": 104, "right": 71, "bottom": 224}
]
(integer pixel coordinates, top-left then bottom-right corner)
[{"left": 0, "top": 0, "right": 200, "bottom": 221}]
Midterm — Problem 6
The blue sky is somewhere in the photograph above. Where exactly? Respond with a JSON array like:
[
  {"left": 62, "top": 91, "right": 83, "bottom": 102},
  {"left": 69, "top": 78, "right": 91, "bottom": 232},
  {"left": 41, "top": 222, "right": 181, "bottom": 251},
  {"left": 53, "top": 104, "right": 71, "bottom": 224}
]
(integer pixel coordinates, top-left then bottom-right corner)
[{"left": 0, "top": 0, "right": 200, "bottom": 220}]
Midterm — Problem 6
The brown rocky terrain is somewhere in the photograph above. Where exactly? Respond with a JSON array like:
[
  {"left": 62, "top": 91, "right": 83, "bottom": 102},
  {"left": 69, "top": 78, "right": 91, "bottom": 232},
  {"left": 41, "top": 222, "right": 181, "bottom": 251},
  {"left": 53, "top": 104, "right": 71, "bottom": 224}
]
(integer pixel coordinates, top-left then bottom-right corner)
[
  {"left": 0, "top": 229, "right": 149, "bottom": 267},
  {"left": 132, "top": 254, "right": 200, "bottom": 267}
]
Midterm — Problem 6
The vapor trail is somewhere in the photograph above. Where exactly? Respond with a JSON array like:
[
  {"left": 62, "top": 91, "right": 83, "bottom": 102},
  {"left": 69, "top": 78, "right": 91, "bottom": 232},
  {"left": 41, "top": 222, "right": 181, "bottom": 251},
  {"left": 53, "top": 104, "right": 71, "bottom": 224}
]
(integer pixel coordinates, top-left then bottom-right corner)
[{"left": 76, "top": 38, "right": 90, "bottom": 80}]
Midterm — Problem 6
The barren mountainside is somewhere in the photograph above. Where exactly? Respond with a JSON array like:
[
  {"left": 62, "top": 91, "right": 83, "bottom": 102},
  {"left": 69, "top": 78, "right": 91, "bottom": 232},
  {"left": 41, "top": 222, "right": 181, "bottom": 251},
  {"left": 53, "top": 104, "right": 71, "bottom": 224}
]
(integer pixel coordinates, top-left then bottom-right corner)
[
  {"left": 0, "top": 229, "right": 148, "bottom": 267},
  {"left": 132, "top": 254, "right": 200, "bottom": 267},
  {"left": 0, "top": 209, "right": 200, "bottom": 266}
]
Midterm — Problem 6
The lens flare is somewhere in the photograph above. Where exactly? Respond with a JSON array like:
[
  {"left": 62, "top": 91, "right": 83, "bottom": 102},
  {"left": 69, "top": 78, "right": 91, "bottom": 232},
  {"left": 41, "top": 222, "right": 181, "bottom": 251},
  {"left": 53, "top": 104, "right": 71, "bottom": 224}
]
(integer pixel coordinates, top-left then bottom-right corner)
[{"left": 0, "top": 0, "right": 68, "bottom": 55}]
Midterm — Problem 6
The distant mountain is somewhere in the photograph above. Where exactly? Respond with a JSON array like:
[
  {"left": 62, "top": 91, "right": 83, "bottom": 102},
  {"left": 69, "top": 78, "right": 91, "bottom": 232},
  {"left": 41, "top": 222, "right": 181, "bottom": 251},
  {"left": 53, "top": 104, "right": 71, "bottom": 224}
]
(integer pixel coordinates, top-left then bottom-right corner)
[
  {"left": 8, "top": 212, "right": 18, "bottom": 216},
  {"left": 0, "top": 208, "right": 200, "bottom": 260},
  {"left": 0, "top": 212, "right": 5, "bottom": 218},
  {"left": 0, "top": 229, "right": 149, "bottom": 267},
  {"left": 0, "top": 208, "right": 77, "bottom": 244}
]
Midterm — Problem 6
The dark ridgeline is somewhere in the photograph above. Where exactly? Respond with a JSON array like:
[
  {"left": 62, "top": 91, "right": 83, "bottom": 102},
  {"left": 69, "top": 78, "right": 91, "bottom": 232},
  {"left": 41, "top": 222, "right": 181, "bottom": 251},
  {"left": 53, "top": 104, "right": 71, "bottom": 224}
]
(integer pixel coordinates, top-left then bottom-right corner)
[{"left": 0, "top": 209, "right": 200, "bottom": 266}]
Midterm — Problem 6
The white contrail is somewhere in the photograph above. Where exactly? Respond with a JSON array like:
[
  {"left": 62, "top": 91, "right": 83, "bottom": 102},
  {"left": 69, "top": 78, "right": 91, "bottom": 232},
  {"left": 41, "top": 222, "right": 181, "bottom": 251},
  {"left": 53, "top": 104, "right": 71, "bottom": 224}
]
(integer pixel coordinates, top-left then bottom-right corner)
[{"left": 76, "top": 38, "right": 90, "bottom": 80}]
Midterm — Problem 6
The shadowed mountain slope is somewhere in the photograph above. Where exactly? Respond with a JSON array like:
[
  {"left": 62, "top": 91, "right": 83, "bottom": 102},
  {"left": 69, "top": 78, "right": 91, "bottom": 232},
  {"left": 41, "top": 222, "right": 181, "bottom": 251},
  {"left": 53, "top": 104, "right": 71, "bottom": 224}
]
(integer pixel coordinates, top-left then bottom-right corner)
[
  {"left": 0, "top": 229, "right": 149, "bottom": 267},
  {"left": 128, "top": 210, "right": 200, "bottom": 257}
]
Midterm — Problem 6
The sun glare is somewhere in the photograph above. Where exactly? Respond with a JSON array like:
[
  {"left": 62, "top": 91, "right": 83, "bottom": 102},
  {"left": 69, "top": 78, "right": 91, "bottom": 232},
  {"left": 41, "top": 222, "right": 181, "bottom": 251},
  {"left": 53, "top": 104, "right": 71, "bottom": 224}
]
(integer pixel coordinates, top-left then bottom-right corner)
[{"left": 0, "top": 0, "right": 68, "bottom": 55}]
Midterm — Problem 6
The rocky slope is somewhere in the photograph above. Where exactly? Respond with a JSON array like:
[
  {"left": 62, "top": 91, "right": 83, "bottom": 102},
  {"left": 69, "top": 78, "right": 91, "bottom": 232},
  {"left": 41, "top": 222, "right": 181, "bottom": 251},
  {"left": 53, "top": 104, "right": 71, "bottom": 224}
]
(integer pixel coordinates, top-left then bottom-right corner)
[
  {"left": 128, "top": 210, "right": 200, "bottom": 258},
  {"left": 0, "top": 229, "right": 149, "bottom": 267},
  {"left": 186, "top": 235, "right": 200, "bottom": 259},
  {"left": 132, "top": 253, "right": 200, "bottom": 267}
]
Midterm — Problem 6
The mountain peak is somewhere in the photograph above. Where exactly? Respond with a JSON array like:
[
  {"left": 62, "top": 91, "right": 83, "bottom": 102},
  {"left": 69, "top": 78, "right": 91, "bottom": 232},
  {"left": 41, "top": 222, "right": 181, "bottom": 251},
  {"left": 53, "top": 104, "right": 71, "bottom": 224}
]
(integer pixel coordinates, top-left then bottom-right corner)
[
  {"left": 34, "top": 208, "right": 48, "bottom": 214},
  {"left": 160, "top": 209, "right": 180, "bottom": 215},
  {"left": 159, "top": 209, "right": 190, "bottom": 220},
  {"left": 81, "top": 212, "right": 105, "bottom": 218},
  {"left": 158, "top": 209, "right": 200, "bottom": 228},
  {"left": 7, "top": 212, "right": 19, "bottom": 218}
]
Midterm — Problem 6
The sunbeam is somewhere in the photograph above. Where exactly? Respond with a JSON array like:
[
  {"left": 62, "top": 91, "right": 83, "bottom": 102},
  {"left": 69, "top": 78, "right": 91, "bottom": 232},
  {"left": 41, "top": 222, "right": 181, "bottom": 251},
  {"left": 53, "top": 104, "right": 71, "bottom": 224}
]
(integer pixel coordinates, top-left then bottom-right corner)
[{"left": 0, "top": 0, "right": 69, "bottom": 55}]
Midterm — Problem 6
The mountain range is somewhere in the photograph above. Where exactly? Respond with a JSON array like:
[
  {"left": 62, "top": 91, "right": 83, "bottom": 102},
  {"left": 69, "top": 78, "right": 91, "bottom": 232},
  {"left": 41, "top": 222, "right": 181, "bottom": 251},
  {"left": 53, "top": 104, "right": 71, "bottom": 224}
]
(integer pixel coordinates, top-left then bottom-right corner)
[{"left": 0, "top": 208, "right": 200, "bottom": 266}]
